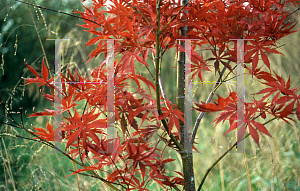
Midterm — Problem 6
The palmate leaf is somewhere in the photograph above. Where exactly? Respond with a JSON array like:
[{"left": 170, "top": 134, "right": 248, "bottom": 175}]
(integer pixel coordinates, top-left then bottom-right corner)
[
  {"left": 23, "top": 58, "right": 53, "bottom": 87},
  {"left": 158, "top": 98, "right": 185, "bottom": 134},
  {"left": 191, "top": 52, "right": 212, "bottom": 82},
  {"left": 244, "top": 39, "right": 283, "bottom": 73},
  {"left": 206, "top": 43, "right": 236, "bottom": 75},
  {"left": 193, "top": 92, "right": 237, "bottom": 112},
  {"left": 33, "top": 122, "right": 54, "bottom": 141}
]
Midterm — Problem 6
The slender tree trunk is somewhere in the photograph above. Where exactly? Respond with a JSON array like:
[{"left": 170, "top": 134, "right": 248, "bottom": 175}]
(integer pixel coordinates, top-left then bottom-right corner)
[{"left": 177, "top": 0, "right": 196, "bottom": 190}]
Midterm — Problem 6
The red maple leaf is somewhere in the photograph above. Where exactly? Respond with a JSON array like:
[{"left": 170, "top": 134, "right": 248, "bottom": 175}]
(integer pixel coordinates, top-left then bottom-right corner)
[
  {"left": 158, "top": 98, "right": 185, "bottom": 134},
  {"left": 22, "top": 58, "right": 54, "bottom": 88},
  {"left": 244, "top": 39, "right": 283, "bottom": 73},
  {"left": 191, "top": 52, "right": 212, "bottom": 81},
  {"left": 193, "top": 92, "right": 237, "bottom": 112},
  {"left": 33, "top": 121, "right": 54, "bottom": 141}
]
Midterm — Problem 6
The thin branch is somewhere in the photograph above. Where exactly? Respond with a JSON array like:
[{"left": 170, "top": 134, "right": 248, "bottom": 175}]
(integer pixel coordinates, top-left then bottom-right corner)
[
  {"left": 196, "top": 134, "right": 242, "bottom": 191},
  {"left": 15, "top": 134, "right": 54, "bottom": 148},
  {"left": 145, "top": 65, "right": 155, "bottom": 81},
  {"left": 286, "top": 7, "right": 300, "bottom": 17},
  {"left": 0, "top": 101, "right": 21, "bottom": 127},
  {"left": 108, "top": 155, "right": 129, "bottom": 190},
  {"left": 0, "top": 113, "right": 21, "bottom": 129},
  {"left": 149, "top": 49, "right": 167, "bottom": 101},
  {"left": 197, "top": 107, "right": 297, "bottom": 191},
  {"left": 0, "top": 121, "right": 21, "bottom": 129},
  {"left": 68, "top": 170, "right": 124, "bottom": 187},
  {"left": 154, "top": 0, "right": 183, "bottom": 152},
  {"left": 158, "top": 75, "right": 167, "bottom": 100},
  {"left": 15, "top": 0, "right": 102, "bottom": 27},
  {"left": 190, "top": 65, "right": 228, "bottom": 145},
  {"left": 1, "top": 102, "right": 121, "bottom": 190}
]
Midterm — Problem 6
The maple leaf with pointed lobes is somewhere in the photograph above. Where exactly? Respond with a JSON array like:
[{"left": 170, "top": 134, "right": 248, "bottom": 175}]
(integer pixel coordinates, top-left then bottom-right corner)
[
  {"left": 33, "top": 121, "right": 54, "bottom": 141},
  {"left": 193, "top": 92, "right": 237, "bottom": 113},
  {"left": 158, "top": 98, "right": 185, "bottom": 134},
  {"left": 206, "top": 43, "right": 236, "bottom": 75},
  {"left": 125, "top": 140, "right": 160, "bottom": 181},
  {"left": 244, "top": 119, "right": 273, "bottom": 150},
  {"left": 22, "top": 58, "right": 54, "bottom": 88},
  {"left": 191, "top": 52, "right": 212, "bottom": 82},
  {"left": 62, "top": 108, "right": 106, "bottom": 150},
  {"left": 244, "top": 39, "right": 283, "bottom": 73},
  {"left": 212, "top": 98, "right": 274, "bottom": 149}
]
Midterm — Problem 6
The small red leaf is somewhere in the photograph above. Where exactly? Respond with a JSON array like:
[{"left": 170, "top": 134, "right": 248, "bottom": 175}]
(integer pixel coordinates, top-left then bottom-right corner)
[
  {"left": 46, "top": 122, "right": 54, "bottom": 135},
  {"left": 41, "top": 58, "right": 48, "bottom": 81},
  {"left": 224, "top": 120, "right": 237, "bottom": 136},
  {"left": 85, "top": 36, "right": 100, "bottom": 47},
  {"left": 260, "top": 50, "right": 270, "bottom": 70},
  {"left": 251, "top": 121, "right": 272, "bottom": 137},
  {"left": 249, "top": 123, "right": 261, "bottom": 149},
  {"left": 66, "top": 129, "right": 81, "bottom": 149},
  {"left": 24, "top": 60, "right": 40, "bottom": 78},
  {"left": 296, "top": 101, "right": 300, "bottom": 121}
]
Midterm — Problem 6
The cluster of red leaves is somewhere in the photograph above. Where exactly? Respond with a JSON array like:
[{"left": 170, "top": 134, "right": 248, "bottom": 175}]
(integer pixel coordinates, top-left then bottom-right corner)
[
  {"left": 194, "top": 66, "right": 300, "bottom": 149},
  {"left": 23, "top": 57, "right": 185, "bottom": 189},
  {"left": 22, "top": 0, "right": 300, "bottom": 190}
]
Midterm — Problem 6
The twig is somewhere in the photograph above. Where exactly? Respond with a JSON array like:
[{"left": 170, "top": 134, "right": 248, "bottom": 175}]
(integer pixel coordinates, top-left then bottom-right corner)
[
  {"left": 196, "top": 134, "right": 242, "bottom": 191},
  {"left": 108, "top": 155, "right": 129, "bottom": 190},
  {"left": 287, "top": 7, "right": 300, "bottom": 17},
  {"left": 154, "top": 0, "right": 184, "bottom": 152},
  {"left": 68, "top": 170, "right": 124, "bottom": 187},
  {"left": 158, "top": 75, "right": 167, "bottom": 100},
  {"left": 1, "top": 102, "right": 121, "bottom": 191},
  {"left": 197, "top": 108, "right": 297, "bottom": 190},
  {"left": 190, "top": 65, "right": 228, "bottom": 145},
  {"left": 15, "top": 0, "right": 102, "bottom": 27}
]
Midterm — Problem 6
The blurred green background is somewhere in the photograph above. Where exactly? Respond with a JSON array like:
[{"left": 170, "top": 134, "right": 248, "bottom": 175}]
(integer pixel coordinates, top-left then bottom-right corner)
[{"left": 0, "top": 0, "right": 299, "bottom": 190}]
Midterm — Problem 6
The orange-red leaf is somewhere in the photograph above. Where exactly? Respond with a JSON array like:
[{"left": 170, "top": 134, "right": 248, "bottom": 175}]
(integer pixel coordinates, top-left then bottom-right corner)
[
  {"left": 41, "top": 58, "right": 48, "bottom": 81},
  {"left": 66, "top": 129, "right": 81, "bottom": 149},
  {"left": 24, "top": 60, "right": 40, "bottom": 78}
]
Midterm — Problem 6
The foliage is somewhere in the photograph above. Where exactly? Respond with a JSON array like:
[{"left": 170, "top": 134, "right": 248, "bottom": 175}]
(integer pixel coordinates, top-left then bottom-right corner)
[{"left": 3, "top": 0, "right": 300, "bottom": 190}]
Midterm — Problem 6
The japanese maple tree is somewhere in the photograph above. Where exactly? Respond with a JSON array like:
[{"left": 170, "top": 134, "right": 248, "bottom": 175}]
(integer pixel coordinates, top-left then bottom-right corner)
[{"left": 6, "top": 0, "right": 300, "bottom": 190}]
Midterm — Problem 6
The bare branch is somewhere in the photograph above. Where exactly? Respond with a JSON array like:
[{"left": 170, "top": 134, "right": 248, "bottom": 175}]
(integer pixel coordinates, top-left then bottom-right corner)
[{"left": 190, "top": 65, "right": 228, "bottom": 145}]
